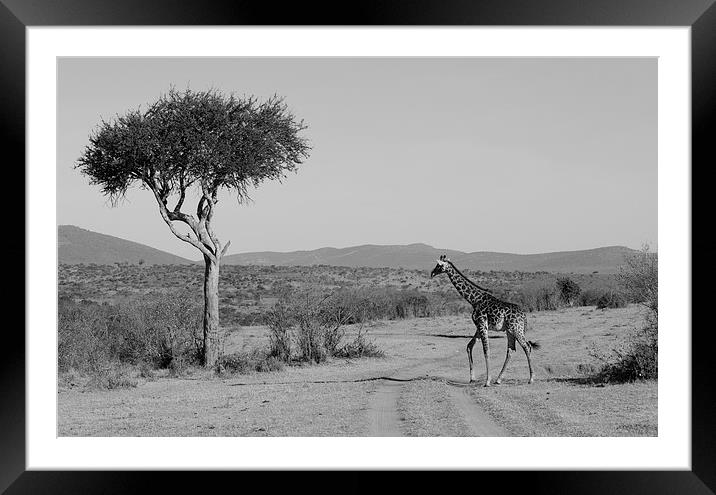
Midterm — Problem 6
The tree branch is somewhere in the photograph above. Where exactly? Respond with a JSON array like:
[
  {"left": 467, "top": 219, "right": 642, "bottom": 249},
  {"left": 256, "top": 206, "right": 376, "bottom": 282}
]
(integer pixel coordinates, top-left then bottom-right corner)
[
  {"left": 197, "top": 196, "right": 208, "bottom": 219},
  {"left": 221, "top": 240, "right": 231, "bottom": 257},
  {"left": 149, "top": 184, "right": 216, "bottom": 262},
  {"left": 173, "top": 177, "right": 186, "bottom": 213},
  {"left": 197, "top": 183, "right": 223, "bottom": 257}
]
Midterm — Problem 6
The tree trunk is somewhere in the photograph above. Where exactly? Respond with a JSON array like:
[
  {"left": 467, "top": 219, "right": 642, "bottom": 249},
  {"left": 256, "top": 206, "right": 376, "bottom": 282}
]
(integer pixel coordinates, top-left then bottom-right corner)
[{"left": 202, "top": 255, "right": 221, "bottom": 367}]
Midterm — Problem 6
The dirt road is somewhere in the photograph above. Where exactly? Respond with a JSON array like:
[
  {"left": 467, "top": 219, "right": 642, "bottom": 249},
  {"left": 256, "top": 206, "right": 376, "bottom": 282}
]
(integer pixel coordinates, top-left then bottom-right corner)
[
  {"left": 366, "top": 352, "right": 510, "bottom": 436},
  {"left": 367, "top": 378, "right": 509, "bottom": 436}
]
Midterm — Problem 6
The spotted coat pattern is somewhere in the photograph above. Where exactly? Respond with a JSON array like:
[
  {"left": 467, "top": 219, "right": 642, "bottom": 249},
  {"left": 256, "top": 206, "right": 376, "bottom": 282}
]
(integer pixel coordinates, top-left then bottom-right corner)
[{"left": 431, "top": 255, "right": 537, "bottom": 386}]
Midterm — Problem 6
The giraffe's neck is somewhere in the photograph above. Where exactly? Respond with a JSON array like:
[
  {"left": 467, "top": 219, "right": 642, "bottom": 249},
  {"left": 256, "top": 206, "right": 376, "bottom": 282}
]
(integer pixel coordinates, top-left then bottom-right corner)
[{"left": 444, "top": 263, "right": 488, "bottom": 307}]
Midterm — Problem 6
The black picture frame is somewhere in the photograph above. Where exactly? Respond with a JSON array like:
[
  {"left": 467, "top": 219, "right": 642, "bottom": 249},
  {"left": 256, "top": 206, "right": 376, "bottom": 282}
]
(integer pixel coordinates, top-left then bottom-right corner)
[{"left": 4, "top": 0, "right": 714, "bottom": 493}]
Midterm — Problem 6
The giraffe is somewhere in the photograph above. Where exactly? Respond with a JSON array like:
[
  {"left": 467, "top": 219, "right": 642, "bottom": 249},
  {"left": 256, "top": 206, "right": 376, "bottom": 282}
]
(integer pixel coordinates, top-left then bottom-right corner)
[{"left": 430, "top": 255, "right": 539, "bottom": 386}]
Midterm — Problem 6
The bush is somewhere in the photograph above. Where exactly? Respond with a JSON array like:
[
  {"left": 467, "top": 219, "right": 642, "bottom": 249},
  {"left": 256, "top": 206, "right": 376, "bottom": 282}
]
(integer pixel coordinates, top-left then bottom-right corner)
[
  {"left": 256, "top": 356, "right": 284, "bottom": 373},
  {"left": 294, "top": 318, "right": 328, "bottom": 363},
  {"left": 85, "top": 363, "right": 138, "bottom": 390},
  {"left": 264, "top": 301, "right": 292, "bottom": 362},
  {"left": 591, "top": 323, "right": 657, "bottom": 383},
  {"left": 115, "top": 292, "right": 204, "bottom": 368},
  {"left": 590, "top": 245, "right": 658, "bottom": 383},
  {"left": 577, "top": 288, "right": 605, "bottom": 307},
  {"left": 519, "top": 283, "right": 561, "bottom": 312},
  {"left": 321, "top": 287, "right": 451, "bottom": 323},
  {"left": 556, "top": 277, "right": 581, "bottom": 307},
  {"left": 58, "top": 291, "right": 203, "bottom": 375},
  {"left": 262, "top": 288, "right": 386, "bottom": 364},
  {"left": 596, "top": 290, "right": 628, "bottom": 309},
  {"left": 322, "top": 318, "right": 346, "bottom": 357},
  {"left": 138, "top": 361, "right": 156, "bottom": 380},
  {"left": 336, "top": 328, "right": 385, "bottom": 359},
  {"left": 216, "top": 349, "right": 284, "bottom": 375},
  {"left": 618, "top": 245, "right": 658, "bottom": 313},
  {"left": 58, "top": 301, "right": 114, "bottom": 373}
]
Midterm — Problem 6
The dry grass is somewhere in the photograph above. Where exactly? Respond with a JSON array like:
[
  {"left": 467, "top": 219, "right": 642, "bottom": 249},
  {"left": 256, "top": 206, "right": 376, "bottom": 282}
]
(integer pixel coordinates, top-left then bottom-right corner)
[
  {"left": 470, "top": 380, "right": 656, "bottom": 437},
  {"left": 58, "top": 305, "right": 656, "bottom": 437},
  {"left": 398, "top": 380, "right": 471, "bottom": 436}
]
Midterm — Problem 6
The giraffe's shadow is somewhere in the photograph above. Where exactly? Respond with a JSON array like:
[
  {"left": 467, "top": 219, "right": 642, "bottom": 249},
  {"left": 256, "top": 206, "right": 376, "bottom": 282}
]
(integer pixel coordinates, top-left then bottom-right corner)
[
  {"left": 428, "top": 333, "right": 506, "bottom": 340},
  {"left": 444, "top": 379, "right": 478, "bottom": 387},
  {"left": 445, "top": 377, "right": 532, "bottom": 387}
]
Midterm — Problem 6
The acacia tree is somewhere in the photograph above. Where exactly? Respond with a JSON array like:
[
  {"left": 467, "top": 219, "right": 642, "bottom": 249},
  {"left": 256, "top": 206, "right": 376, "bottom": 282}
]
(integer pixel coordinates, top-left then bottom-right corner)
[{"left": 77, "top": 88, "right": 311, "bottom": 367}]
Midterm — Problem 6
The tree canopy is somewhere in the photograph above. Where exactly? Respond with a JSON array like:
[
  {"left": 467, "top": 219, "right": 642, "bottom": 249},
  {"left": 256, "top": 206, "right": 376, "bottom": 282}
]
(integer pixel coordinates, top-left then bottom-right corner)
[{"left": 77, "top": 88, "right": 311, "bottom": 262}]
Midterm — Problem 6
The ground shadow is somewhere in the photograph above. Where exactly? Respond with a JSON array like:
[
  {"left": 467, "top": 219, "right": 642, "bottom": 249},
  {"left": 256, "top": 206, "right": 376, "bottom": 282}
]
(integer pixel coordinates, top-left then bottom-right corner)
[
  {"left": 229, "top": 375, "right": 448, "bottom": 387},
  {"left": 545, "top": 376, "right": 606, "bottom": 386},
  {"left": 428, "top": 333, "right": 506, "bottom": 340},
  {"left": 444, "top": 379, "right": 487, "bottom": 388}
]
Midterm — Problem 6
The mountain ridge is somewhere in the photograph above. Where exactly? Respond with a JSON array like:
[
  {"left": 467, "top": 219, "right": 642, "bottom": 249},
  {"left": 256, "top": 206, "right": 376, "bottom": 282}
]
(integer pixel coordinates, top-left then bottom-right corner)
[
  {"left": 58, "top": 225, "right": 193, "bottom": 265},
  {"left": 58, "top": 225, "right": 637, "bottom": 273},
  {"left": 222, "top": 243, "right": 635, "bottom": 274}
]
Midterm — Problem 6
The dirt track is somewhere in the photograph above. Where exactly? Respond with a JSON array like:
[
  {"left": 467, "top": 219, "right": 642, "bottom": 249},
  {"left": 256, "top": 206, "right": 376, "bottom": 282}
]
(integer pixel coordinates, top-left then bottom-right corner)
[
  {"left": 367, "top": 379, "right": 509, "bottom": 437},
  {"left": 365, "top": 353, "right": 510, "bottom": 436}
]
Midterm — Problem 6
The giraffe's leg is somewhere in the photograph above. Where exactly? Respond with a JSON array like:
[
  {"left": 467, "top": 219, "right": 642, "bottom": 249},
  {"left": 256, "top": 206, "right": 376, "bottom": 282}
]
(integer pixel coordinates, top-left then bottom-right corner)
[
  {"left": 515, "top": 331, "right": 535, "bottom": 384},
  {"left": 495, "top": 333, "right": 515, "bottom": 385},
  {"left": 480, "top": 333, "right": 491, "bottom": 387},
  {"left": 466, "top": 334, "right": 477, "bottom": 383}
]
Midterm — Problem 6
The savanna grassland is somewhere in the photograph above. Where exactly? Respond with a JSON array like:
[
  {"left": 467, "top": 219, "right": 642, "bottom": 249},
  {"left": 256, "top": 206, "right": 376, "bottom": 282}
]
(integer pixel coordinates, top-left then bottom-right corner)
[
  {"left": 58, "top": 263, "right": 619, "bottom": 323},
  {"left": 57, "top": 262, "right": 656, "bottom": 437},
  {"left": 58, "top": 306, "right": 656, "bottom": 437}
]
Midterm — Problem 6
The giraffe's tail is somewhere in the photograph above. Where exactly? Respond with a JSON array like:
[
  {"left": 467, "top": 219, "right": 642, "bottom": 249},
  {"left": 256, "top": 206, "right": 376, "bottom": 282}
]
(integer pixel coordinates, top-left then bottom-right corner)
[{"left": 524, "top": 318, "right": 540, "bottom": 350}]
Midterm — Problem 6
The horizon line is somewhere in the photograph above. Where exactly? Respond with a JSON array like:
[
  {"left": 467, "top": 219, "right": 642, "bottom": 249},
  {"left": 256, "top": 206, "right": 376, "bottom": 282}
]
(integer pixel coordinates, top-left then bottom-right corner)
[{"left": 58, "top": 224, "right": 654, "bottom": 261}]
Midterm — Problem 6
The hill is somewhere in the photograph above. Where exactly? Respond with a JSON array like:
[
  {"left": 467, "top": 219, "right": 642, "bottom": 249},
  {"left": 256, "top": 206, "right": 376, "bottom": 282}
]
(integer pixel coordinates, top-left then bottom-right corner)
[
  {"left": 58, "top": 225, "right": 636, "bottom": 273},
  {"left": 58, "top": 225, "right": 192, "bottom": 265},
  {"left": 222, "top": 243, "right": 636, "bottom": 274}
]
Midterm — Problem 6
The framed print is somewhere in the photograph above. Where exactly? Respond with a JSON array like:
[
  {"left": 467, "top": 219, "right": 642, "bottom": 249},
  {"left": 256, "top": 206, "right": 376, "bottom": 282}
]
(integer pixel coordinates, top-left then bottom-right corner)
[{"left": 5, "top": 0, "right": 715, "bottom": 492}]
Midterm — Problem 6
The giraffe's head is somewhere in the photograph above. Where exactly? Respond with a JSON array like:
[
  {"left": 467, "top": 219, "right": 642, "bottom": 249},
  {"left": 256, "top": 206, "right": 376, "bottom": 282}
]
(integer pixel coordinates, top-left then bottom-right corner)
[{"left": 430, "top": 255, "right": 450, "bottom": 278}]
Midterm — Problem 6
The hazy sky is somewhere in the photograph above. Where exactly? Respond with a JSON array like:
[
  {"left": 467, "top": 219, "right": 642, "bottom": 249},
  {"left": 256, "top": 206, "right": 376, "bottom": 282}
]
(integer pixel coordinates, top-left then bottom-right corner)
[{"left": 57, "top": 57, "right": 656, "bottom": 260}]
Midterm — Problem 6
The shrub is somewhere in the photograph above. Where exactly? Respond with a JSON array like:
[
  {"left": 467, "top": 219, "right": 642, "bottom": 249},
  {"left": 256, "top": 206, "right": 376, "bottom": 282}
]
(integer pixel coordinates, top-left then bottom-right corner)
[
  {"left": 596, "top": 290, "right": 628, "bottom": 309},
  {"left": 322, "top": 319, "right": 346, "bottom": 357},
  {"left": 556, "top": 277, "right": 581, "bottom": 307},
  {"left": 114, "top": 292, "right": 204, "bottom": 368},
  {"left": 269, "top": 288, "right": 352, "bottom": 363},
  {"left": 591, "top": 323, "right": 657, "bottom": 383},
  {"left": 58, "top": 368, "right": 83, "bottom": 389},
  {"left": 618, "top": 245, "right": 658, "bottom": 313},
  {"left": 58, "top": 291, "right": 203, "bottom": 375},
  {"left": 138, "top": 361, "right": 156, "bottom": 380},
  {"left": 216, "top": 349, "right": 284, "bottom": 375},
  {"left": 216, "top": 351, "right": 255, "bottom": 374},
  {"left": 519, "top": 283, "right": 561, "bottom": 312},
  {"left": 264, "top": 301, "right": 292, "bottom": 362},
  {"left": 294, "top": 319, "right": 328, "bottom": 363},
  {"left": 577, "top": 288, "right": 604, "bottom": 307},
  {"left": 336, "top": 327, "right": 385, "bottom": 359},
  {"left": 263, "top": 288, "right": 386, "bottom": 364},
  {"left": 85, "top": 363, "right": 138, "bottom": 390},
  {"left": 255, "top": 356, "right": 284, "bottom": 373},
  {"left": 291, "top": 291, "right": 330, "bottom": 363},
  {"left": 590, "top": 245, "right": 658, "bottom": 383},
  {"left": 58, "top": 301, "right": 114, "bottom": 373},
  {"left": 321, "top": 287, "right": 450, "bottom": 323}
]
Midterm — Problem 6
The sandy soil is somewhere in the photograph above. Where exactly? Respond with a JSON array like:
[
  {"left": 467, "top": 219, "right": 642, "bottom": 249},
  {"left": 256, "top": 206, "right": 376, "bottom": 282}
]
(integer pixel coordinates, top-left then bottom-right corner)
[{"left": 58, "top": 305, "right": 656, "bottom": 437}]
